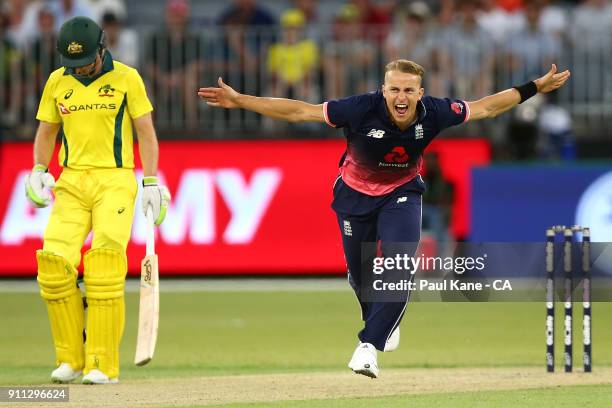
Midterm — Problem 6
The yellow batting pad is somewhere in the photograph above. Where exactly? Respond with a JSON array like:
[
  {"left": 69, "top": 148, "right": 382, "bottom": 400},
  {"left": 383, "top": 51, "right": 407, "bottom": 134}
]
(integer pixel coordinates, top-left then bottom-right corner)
[
  {"left": 83, "top": 248, "right": 127, "bottom": 379},
  {"left": 36, "top": 250, "right": 85, "bottom": 370}
]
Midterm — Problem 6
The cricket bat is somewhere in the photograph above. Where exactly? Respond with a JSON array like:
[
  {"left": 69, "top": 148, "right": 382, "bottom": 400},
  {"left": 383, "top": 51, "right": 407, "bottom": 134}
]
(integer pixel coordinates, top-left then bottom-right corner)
[{"left": 135, "top": 207, "right": 159, "bottom": 366}]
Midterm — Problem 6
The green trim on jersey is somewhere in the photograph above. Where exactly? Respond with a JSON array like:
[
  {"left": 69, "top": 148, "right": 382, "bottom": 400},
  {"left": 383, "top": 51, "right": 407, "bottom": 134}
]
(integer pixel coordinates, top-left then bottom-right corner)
[
  {"left": 113, "top": 95, "right": 127, "bottom": 167},
  {"left": 62, "top": 132, "right": 69, "bottom": 167}
]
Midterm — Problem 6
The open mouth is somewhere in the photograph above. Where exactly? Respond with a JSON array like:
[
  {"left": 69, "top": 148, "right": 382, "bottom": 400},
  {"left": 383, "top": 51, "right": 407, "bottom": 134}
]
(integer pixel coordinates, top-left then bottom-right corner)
[{"left": 395, "top": 104, "right": 408, "bottom": 115}]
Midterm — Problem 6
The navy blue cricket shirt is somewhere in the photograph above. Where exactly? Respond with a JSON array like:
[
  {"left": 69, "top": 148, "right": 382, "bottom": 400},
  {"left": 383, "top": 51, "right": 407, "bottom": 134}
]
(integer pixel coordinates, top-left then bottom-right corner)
[{"left": 324, "top": 91, "right": 470, "bottom": 196}]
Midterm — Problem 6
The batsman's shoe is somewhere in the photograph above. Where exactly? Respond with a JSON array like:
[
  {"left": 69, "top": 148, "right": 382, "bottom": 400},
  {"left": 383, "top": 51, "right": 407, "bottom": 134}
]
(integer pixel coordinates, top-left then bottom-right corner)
[
  {"left": 384, "top": 327, "right": 400, "bottom": 352},
  {"left": 82, "top": 369, "right": 119, "bottom": 385},
  {"left": 51, "top": 363, "right": 82, "bottom": 384},
  {"left": 348, "top": 342, "right": 379, "bottom": 378}
]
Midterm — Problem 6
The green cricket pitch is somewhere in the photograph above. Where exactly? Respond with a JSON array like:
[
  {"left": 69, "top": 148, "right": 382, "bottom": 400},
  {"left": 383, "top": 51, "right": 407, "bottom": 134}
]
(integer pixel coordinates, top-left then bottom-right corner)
[{"left": 1, "top": 281, "right": 611, "bottom": 407}]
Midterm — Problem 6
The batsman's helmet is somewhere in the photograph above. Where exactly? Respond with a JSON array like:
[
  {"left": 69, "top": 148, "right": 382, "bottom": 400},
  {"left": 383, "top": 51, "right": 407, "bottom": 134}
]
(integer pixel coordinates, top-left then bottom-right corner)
[{"left": 57, "top": 17, "right": 105, "bottom": 68}]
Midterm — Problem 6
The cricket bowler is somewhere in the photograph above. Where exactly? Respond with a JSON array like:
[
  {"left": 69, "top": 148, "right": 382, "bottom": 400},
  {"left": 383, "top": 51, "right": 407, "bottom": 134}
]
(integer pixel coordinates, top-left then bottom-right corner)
[
  {"left": 26, "top": 16, "right": 170, "bottom": 384},
  {"left": 198, "top": 59, "right": 570, "bottom": 378}
]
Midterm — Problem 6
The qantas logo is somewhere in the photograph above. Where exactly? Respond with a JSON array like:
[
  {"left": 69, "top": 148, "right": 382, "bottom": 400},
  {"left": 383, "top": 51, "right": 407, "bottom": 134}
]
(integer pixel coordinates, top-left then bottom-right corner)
[
  {"left": 58, "top": 103, "right": 70, "bottom": 115},
  {"left": 61, "top": 103, "right": 117, "bottom": 112}
]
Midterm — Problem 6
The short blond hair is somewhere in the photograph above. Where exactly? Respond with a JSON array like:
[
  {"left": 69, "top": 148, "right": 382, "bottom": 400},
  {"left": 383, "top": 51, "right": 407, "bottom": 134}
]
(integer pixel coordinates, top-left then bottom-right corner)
[{"left": 384, "top": 59, "right": 425, "bottom": 81}]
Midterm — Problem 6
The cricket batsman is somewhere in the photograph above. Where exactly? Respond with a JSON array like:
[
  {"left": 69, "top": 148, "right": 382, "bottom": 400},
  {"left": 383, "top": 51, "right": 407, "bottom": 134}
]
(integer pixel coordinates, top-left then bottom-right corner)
[
  {"left": 26, "top": 16, "right": 170, "bottom": 384},
  {"left": 198, "top": 59, "right": 570, "bottom": 378}
]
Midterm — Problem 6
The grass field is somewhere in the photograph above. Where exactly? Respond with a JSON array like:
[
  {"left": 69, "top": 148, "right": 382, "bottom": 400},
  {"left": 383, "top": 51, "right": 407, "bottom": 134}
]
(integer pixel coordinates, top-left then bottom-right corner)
[{"left": 1, "top": 281, "right": 611, "bottom": 407}]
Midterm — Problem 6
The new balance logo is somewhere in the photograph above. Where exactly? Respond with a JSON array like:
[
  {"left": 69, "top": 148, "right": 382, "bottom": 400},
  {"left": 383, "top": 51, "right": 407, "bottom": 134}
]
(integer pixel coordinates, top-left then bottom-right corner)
[
  {"left": 343, "top": 220, "right": 352, "bottom": 236},
  {"left": 367, "top": 129, "right": 385, "bottom": 139},
  {"left": 415, "top": 124, "right": 424, "bottom": 139},
  {"left": 397, "top": 197, "right": 407, "bottom": 203}
]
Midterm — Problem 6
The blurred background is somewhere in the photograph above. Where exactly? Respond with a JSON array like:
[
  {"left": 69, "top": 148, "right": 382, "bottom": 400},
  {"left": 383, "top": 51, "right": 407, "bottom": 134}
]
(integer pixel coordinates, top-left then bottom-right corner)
[{"left": 0, "top": 0, "right": 611, "bottom": 276}]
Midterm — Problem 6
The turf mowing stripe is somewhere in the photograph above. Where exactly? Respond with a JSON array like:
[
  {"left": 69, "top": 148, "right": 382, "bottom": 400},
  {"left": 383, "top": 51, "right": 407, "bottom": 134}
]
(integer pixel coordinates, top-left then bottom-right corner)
[{"left": 198, "top": 384, "right": 612, "bottom": 408}]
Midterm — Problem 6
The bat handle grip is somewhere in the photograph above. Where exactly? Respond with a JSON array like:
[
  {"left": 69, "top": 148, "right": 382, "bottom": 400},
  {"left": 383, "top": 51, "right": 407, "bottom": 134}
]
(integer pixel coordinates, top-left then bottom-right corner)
[{"left": 145, "top": 206, "right": 155, "bottom": 256}]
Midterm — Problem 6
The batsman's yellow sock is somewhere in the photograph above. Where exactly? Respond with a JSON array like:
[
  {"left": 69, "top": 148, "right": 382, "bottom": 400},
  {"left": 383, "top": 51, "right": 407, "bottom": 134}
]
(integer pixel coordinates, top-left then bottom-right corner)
[
  {"left": 83, "top": 248, "right": 127, "bottom": 379},
  {"left": 36, "top": 250, "right": 85, "bottom": 371}
]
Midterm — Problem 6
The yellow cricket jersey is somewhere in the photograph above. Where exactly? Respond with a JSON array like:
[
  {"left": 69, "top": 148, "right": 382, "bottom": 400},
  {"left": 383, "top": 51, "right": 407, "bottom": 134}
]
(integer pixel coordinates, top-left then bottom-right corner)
[
  {"left": 36, "top": 53, "right": 153, "bottom": 169},
  {"left": 267, "top": 40, "right": 318, "bottom": 85}
]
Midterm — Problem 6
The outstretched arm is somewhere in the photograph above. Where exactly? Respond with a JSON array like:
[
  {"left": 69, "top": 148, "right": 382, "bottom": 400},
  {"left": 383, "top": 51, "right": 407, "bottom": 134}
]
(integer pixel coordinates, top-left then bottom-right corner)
[
  {"left": 466, "top": 64, "right": 570, "bottom": 121},
  {"left": 198, "top": 77, "right": 325, "bottom": 123}
]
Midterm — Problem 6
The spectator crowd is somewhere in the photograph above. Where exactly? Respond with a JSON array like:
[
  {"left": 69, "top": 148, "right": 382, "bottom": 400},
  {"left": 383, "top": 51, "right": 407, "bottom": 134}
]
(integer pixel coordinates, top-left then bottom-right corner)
[{"left": 1, "top": 0, "right": 611, "bottom": 150}]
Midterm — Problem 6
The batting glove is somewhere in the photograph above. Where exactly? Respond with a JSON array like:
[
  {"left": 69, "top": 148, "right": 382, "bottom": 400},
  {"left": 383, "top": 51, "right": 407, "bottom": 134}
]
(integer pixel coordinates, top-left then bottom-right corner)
[
  {"left": 25, "top": 164, "right": 55, "bottom": 208},
  {"left": 142, "top": 176, "right": 171, "bottom": 225}
]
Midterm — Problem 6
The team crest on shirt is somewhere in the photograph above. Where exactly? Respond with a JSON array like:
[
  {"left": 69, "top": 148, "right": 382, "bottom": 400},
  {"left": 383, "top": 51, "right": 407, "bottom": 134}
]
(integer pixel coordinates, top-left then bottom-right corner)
[
  {"left": 415, "top": 124, "right": 424, "bottom": 139},
  {"left": 58, "top": 103, "right": 70, "bottom": 115},
  {"left": 67, "top": 42, "right": 83, "bottom": 55},
  {"left": 98, "top": 84, "right": 115, "bottom": 97},
  {"left": 451, "top": 102, "right": 464, "bottom": 115}
]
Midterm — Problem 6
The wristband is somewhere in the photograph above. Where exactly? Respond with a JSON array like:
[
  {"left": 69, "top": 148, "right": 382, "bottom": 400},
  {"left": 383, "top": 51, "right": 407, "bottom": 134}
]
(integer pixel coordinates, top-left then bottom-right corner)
[
  {"left": 513, "top": 81, "right": 538, "bottom": 104},
  {"left": 33, "top": 164, "right": 48, "bottom": 172},
  {"left": 142, "top": 176, "right": 158, "bottom": 187}
]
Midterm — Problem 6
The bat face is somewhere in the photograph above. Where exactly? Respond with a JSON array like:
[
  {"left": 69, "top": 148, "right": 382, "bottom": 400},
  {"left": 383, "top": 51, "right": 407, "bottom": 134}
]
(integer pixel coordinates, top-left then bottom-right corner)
[{"left": 135, "top": 254, "right": 159, "bottom": 366}]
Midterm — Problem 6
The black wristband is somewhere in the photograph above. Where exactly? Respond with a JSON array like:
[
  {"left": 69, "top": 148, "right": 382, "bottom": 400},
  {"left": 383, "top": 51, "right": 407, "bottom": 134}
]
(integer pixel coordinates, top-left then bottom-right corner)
[{"left": 513, "top": 81, "right": 538, "bottom": 104}]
